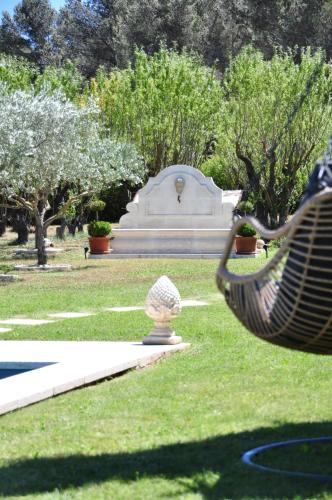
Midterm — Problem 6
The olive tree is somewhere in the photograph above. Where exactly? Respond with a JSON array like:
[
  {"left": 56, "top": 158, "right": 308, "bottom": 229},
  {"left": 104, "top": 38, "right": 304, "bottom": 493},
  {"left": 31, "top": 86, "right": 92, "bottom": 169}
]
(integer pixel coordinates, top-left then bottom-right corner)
[
  {"left": 214, "top": 46, "right": 332, "bottom": 227},
  {"left": 0, "top": 87, "right": 144, "bottom": 265},
  {"left": 0, "top": 55, "right": 38, "bottom": 237}
]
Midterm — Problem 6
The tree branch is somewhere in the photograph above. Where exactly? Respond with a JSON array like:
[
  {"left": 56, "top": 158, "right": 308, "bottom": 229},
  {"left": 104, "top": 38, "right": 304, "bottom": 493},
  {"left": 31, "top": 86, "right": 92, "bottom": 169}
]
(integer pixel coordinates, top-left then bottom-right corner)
[
  {"left": 4, "top": 195, "right": 33, "bottom": 211},
  {"left": 44, "top": 190, "right": 93, "bottom": 228},
  {"left": 235, "top": 142, "right": 260, "bottom": 191}
]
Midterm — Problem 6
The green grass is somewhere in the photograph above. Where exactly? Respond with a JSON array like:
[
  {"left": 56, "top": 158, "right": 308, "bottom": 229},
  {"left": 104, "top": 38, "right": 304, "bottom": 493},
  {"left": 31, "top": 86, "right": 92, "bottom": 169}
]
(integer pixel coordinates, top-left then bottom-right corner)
[{"left": 0, "top": 230, "right": 332, "bottom": 499}]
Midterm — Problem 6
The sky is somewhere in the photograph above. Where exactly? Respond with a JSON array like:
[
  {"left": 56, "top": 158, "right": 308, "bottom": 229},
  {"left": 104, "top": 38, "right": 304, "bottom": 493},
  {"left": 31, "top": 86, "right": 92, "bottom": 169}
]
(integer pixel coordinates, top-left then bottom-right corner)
[{"left": 0, "top": 0, "right": 65, "bottom": 16}]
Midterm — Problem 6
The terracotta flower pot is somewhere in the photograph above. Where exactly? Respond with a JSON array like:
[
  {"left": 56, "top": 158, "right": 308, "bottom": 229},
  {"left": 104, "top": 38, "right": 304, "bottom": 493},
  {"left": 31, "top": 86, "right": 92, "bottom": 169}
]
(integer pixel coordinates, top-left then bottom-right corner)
[
  {"left": 88, "top": 236, "right": 110, "bottom": 254},
  {"left": 235, "top": 236, "right": 257, "bottom": 254}
]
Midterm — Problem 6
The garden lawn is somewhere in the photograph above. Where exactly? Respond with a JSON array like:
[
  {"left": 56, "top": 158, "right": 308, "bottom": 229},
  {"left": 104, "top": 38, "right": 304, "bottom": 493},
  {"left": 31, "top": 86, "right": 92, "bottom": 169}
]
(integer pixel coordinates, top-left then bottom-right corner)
[{"left": 0, "top": 231, "right": 331, "bottom": 499}]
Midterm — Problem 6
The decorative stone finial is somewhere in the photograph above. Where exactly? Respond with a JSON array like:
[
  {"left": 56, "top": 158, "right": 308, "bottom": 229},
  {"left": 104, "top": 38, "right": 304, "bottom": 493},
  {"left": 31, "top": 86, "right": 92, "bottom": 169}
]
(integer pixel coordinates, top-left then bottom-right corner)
[{"left": 143, "top": 275, "right": 182, "bottom": 345}]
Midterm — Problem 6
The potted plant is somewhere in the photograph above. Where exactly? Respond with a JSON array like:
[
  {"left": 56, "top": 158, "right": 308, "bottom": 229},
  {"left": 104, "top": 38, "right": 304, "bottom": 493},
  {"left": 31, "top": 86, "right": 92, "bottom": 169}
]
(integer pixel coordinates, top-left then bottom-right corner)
[
  {"left": 235, "top": 222, "right": 257, "bottom": 254},
  {"left": 88, "top": 220, "right": 111, "bottom": 254}
]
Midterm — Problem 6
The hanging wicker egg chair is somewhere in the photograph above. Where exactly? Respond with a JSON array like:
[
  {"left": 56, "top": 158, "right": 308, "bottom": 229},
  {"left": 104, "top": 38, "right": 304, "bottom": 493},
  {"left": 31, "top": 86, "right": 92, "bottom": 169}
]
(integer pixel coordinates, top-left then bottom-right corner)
[{"left": 216, "top": 152, "right": 332, "bottom": 355}]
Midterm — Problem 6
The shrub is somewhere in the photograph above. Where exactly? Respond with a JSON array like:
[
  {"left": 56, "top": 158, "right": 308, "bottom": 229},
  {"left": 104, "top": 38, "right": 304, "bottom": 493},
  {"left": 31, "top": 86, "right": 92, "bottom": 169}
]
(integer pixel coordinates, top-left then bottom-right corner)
[
  {"left": 237, "top": 223, "right": 256, "bottom": 237},
  {"left": 88, "top": 199, "right": 106, "bottom": 213},
  {"left": 237, "top": 201, "right": 254, "bottom": 214},
  {"left": 88, "top": 221, "right": 111, "bottom": 237},
  {"left": 200, "top": 155, "right": 241, "bottom": 190},
  {"left": 0, "top": 264, "right": 14, "bottom": 274}
]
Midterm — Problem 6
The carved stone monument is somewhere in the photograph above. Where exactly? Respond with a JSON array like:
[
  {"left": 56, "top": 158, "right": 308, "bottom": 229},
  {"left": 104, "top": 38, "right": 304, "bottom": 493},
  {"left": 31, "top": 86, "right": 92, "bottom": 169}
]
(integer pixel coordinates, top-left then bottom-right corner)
[{"left": 110, "top": 164, "right": 242, "bottom": 257}]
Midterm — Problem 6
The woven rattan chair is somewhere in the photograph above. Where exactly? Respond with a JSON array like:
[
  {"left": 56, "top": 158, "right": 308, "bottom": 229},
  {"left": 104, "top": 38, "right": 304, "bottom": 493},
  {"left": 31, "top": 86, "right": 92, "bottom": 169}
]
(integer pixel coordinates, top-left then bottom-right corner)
[{"left": 216, "top": 158, "right": 332, "bottom": 355}]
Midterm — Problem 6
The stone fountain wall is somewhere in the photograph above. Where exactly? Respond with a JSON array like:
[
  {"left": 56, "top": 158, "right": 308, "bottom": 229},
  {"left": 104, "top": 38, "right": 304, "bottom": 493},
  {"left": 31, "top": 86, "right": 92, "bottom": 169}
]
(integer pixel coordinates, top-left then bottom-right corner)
[{"left": 104, "top": 165, "right": 241, "bottom": 258}]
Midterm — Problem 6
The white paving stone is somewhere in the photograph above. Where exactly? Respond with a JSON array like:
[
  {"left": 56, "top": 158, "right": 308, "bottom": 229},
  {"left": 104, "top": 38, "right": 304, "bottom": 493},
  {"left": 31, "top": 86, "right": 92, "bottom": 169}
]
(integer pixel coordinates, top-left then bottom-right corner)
[
  {"left": 0, "top": 318, "right": 55, "bottom": 326},
  {"left": 107, "top": 306, "right": 144, "bottom": 312},
  {"left": 0, "top": 327, "right": 12, "bottom": 333},
  {"left": 0, "top": 340, "right": 189, "bottom": 415},
  {"left": 48, "top": 312, "right": 94, "bottom": 319},
  {"left": 0, "top": 274, "right": 20, "bottom": 282},
  {"left": 14, "top": 264, "right": 72, "bottom": 271},
  {"left": 107, "top": 300, "right": 209, "bottom": 313},
  {"left": 15, "top": 247, "right": 64, "bottom": 256},
  {"left": 181, "top": 299, "right": 209, "bottom": 307}
]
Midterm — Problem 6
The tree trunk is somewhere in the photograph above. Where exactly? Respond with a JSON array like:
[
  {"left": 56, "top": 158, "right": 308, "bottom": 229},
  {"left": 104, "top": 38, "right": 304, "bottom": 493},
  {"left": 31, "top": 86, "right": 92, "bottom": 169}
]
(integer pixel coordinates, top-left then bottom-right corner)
[
  {"left": 35, "top": 215, "right": 47, "bottom": 266},
  {"left": 11, "top": 211, "right": 29, "bottom": 244},
  {"left": 16, "top": 222, "right": 29, "bottom": 244},
  {"left": 256, "top": 201, "right": 269, "bottom": 227},
  {"left": 56, "top": 220, "right": 66, "bottom": 240},
  {"left": 77, "top": 220, "right": 84, "bottom": 232},
  {"left": 67, "top": 222, "right": 76, "bottom": 236},
  {"left": 0, "top": 207, "right": 6, "bottom": 236},
  {"left": 278, "top": 187, "right": 291, "bottom": 227},
  {"left": 278, "top": 207, "right": 289, "bottom": 227},
  {"left": 0, "top": 218, "right": 6, "bottom": 237}
]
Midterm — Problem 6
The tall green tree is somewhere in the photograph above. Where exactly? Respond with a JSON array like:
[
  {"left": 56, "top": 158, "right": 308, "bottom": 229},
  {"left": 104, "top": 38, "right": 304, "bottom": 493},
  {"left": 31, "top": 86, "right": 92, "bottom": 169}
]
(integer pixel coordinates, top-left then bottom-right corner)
[
  {"left": 90, "top": 47, "right": 222, "bottom": 174},
  {"left": 0, "top": 0, "right": 56, "bottom": 67},
  {"left": 55, "top": 0, "right": 129, "bottom": 76},
  {"left": 2, "top": 0, "right": 332, "bottom": 74},
  {"left": 315, "top": 1, "right": 332, "bottom": 60},
  {"left": 212, "top": 46, "right": 332, "bottom": 228}
]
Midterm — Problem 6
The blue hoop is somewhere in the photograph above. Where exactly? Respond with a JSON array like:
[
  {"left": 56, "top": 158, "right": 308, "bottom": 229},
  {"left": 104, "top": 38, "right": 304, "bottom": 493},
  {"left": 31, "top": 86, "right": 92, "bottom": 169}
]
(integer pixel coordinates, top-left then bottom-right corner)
[{"left": 242, "top": 437, "right": 332, "bottom": 481}]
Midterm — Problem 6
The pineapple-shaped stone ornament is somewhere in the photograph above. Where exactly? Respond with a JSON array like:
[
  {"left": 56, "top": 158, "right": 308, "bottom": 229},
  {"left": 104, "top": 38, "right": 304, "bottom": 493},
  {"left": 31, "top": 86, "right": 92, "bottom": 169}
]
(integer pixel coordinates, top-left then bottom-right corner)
[{"left": 143, "top": 275, "right": 182, "bottom": 345}]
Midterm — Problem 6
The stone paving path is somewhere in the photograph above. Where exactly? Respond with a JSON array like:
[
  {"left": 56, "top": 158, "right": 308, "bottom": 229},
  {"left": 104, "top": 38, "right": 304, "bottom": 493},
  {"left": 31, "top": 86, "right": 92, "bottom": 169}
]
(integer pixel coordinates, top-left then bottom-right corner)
[
  {"left": 181, "top": 299, "right": 209, "bottom": 307},
  {"left": 107, "top": 300, "right": 208, "bottom": 313},
  {"left": 0, "top": 319, "right": 55, "bottom": 326},
  {"left": 107, "top": 306, "right": 143, "bottom": 312},
  {"left": 48, "top": 312, "right": 94, "bottom": 319},
  {"left": 0, "top": 299, "right": 210, "bottom": 333}
]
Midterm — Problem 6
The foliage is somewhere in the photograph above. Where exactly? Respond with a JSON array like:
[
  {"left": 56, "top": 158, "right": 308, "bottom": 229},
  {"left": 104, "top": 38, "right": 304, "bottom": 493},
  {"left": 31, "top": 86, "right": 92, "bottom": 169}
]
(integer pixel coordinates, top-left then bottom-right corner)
[
  {"left": 215, "top": 46, "right": 332, "bottom": 227},
  {"left": 88, "top": 199, "right": 106, "bottom": 213},
  {"left": 60, "top": 189, "right": 80, "bottom": 223},
  {"left": 0, "top": 0, "right": 56, "bottom": 67},
  {"left": 0, "top": 86, "right": 144, "bottom": 264},
  {"left": 34, "top": 60, "right": 84, "bottom": 100},
  {"left": 270, "top": 236, "right": 286, "bottom": 249},
  {"left": 54, "top": 0, "right": 127, "bottom": 76},
  {"left": 0, "top": 264, "right": 13, "bottom": 274},
  {"left": 0, "top": 54, "right": 36, "bottom": 90},
  {"left": 2, "top": 0, "right": 332, "bottom": 74},
  {"left": 90, "top": 47, "right": 221, "bottom": 174},
  {"left": 236, "top": 200, "right": 254, "bottom": 214},
  {"left": 45, "top": 0, "right": 204, "bottom": 76},
  {"left": 88, "top": 220, "right": 111, "bottom": 237},
  {"left": 237, "top": 222, "right": 257, "bottom": 237},
  {"left": 200, "top": 154, "right": 243, "bottom": 190}
]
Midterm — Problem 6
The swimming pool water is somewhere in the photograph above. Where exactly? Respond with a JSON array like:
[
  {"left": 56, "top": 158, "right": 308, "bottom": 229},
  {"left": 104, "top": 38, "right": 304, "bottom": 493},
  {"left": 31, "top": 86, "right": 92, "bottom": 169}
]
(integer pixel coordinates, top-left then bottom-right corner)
[{"left": 0, "top": 368, "right": 33, "bottom": 380}]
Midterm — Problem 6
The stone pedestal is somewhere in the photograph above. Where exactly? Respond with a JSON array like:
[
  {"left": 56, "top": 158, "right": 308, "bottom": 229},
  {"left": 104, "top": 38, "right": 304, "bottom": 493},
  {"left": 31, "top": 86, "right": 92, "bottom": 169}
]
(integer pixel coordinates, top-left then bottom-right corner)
[
  {"left": 14, "top": 247, "right": 64, "bottom": 258},
  {"left": 143, "top": 327, "right": 182, "bottom": 345},
  {"left": 111, "top": 228, "right": 232, "bottom": 255}
]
